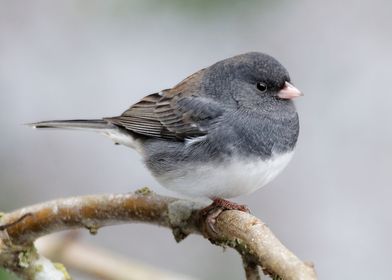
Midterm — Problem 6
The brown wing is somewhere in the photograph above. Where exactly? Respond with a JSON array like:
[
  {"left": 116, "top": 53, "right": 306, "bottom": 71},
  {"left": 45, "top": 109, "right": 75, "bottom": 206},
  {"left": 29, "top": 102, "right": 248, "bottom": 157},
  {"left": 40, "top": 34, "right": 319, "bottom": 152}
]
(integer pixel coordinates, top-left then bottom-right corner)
[{"left": 105, "top": 70, "right": 224, "bottom": 140}]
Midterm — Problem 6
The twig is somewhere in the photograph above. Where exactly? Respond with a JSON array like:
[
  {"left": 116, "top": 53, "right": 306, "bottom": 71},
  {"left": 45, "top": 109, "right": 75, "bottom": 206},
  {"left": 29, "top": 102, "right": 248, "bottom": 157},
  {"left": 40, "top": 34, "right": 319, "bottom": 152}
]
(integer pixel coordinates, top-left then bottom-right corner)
[
  {"left": 242, "top": 254, "right": 261, "bottom": 280},
  {"left": 36, "top": 232, "right": 198, "bottom": 280},
  {"left": 0, "top": 213, "right": 32, "bottom": 231},
  {"left": 0, "top": 189, "right": 317, "bottom": 280}
]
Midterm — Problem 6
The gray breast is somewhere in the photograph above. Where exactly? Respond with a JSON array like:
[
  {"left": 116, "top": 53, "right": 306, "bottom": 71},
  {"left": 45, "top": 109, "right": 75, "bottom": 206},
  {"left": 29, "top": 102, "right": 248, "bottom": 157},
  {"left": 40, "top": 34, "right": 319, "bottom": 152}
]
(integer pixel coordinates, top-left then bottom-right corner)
[
  {"left": 143, "top": 105, "right": 299, "bottom": 178},
  {"left": 208, "top": 107, "right": 299, "bottom": 159}
]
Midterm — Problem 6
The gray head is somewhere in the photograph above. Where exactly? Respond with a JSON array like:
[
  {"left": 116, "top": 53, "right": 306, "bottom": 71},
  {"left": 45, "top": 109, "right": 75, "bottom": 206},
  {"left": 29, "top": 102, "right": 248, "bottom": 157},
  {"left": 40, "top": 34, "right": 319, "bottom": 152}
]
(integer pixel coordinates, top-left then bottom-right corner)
[{"left": 201, "top": 52, "right": 302, "bottom": 110}]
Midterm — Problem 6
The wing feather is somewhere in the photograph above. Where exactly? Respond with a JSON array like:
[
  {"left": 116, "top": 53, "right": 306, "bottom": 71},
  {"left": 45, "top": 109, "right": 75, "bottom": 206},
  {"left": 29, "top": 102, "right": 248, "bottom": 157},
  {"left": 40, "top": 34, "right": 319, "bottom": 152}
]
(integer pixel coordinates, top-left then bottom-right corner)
[{"left": 105, "top": 70, "right": 224, "bottom": 140}]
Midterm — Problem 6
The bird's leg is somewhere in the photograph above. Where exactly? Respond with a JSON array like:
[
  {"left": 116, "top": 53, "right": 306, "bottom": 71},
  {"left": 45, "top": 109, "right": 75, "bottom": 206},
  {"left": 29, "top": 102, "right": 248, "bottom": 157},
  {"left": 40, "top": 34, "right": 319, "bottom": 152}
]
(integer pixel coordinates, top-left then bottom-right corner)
[
  {"left": 200, "top": 198, "right": 250, "bottom": 234},
  {"left": 211, "top": 198, "right": 250, "bottom": 213}
]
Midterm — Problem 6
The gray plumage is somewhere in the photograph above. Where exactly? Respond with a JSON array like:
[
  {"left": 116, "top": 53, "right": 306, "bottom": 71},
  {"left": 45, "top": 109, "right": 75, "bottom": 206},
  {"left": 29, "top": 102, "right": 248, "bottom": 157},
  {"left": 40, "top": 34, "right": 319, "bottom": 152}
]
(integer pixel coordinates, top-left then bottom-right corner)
[
  {"left": 31, "top": 52, "right": 301, "bottom": 199},
  {"left": 30, "top": 119, "right": 115, "bottom": 130}
]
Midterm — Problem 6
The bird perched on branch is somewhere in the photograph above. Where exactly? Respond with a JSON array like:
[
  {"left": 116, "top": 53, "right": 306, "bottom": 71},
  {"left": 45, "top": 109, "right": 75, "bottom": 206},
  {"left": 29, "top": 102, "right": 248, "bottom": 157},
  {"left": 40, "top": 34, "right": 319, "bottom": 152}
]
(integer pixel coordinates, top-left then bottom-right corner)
[{"left": 31, "top": 52, "right": 302, "bottom": 218}]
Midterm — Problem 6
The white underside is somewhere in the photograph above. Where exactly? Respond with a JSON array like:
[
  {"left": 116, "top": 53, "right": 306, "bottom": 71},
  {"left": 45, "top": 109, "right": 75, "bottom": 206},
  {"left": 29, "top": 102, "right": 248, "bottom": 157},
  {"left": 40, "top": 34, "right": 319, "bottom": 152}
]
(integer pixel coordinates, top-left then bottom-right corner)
[
  {"left": 102, "top": 129, "right": 143, "bottom": 153},
  {"left": 156, "top": 151, "right": 294, "bottom": 199},
  {"left": 103, "top": 129, "right": 294, "bottom": 199}
]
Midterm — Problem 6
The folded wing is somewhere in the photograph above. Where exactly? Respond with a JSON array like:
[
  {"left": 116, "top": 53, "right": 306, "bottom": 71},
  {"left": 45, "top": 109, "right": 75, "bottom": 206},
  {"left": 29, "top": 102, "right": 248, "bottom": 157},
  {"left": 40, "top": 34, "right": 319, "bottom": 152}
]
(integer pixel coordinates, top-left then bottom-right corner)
[{"left": 106, "top": 73, "right": 224, "bottom": 140}]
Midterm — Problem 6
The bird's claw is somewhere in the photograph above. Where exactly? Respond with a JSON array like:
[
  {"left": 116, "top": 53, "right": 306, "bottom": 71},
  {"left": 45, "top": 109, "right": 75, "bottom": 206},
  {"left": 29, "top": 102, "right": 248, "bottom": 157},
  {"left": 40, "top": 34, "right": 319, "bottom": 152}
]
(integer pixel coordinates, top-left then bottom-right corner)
[{"left": 200, "top": 198, "right": 250, "bottom": 234}]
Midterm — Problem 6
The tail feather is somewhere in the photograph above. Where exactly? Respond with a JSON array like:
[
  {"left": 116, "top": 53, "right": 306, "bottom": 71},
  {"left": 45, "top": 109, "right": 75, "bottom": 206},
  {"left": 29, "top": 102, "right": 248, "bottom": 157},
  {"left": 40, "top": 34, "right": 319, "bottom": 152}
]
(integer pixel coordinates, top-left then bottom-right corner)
[
  {"left": 28, "top": 119, "right": 140, "bottom": 150},
  {"left": 29, "top": 119, "right": 115, "bottom": 131}
]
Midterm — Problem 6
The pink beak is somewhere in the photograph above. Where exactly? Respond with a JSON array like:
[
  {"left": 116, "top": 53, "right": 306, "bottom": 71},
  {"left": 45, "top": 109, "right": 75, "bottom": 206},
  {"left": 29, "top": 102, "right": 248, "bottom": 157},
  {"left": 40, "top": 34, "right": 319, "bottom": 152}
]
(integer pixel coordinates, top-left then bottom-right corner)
[{"left": 277, "top": 81, "right": 303, "bottom": 99}]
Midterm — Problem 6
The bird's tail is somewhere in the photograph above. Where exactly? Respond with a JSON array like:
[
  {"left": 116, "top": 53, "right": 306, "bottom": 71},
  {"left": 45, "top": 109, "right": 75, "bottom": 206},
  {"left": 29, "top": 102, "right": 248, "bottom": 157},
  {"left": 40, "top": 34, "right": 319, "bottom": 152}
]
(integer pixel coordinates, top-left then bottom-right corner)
[
  {"left": 29, "top": 119, "right": 139, "bottom": 149},
  {"left": 29, "top": 119, "right": 116, "bottom": 131}
]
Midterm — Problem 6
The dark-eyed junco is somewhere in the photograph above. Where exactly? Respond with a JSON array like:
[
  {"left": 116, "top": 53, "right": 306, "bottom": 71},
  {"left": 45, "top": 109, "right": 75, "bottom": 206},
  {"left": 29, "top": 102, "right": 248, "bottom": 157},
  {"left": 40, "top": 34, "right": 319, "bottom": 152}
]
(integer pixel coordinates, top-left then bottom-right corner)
[{"left": 31, "top": 52, "right": 302, "bottom": 211}]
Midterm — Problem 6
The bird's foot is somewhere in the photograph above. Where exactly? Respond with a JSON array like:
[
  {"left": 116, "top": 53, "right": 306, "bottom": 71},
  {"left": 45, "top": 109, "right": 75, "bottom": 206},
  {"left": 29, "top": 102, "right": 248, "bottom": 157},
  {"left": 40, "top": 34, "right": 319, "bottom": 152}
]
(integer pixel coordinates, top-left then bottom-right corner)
[
  {"left": 211, "top": 198, "right": 250, "bottom": 213},
  {"left": 200, "top": 198, "right": 250, "bottom": 234}
]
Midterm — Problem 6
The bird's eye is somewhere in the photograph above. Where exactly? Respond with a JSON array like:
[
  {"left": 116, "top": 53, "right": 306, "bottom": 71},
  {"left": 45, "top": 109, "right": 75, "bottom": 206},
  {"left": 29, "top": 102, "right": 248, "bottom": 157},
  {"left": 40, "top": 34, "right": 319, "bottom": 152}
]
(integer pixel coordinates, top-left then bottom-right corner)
[{"left": 256, "top": 82, "right": 267, "bottom": 92}]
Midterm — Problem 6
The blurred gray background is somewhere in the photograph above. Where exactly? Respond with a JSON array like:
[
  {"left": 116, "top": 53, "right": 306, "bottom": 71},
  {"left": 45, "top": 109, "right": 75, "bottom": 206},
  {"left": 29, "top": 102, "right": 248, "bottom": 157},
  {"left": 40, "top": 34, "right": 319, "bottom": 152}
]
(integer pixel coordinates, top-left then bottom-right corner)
[{"left": 1, "top": 0, "right": 391, "bottom": 279}]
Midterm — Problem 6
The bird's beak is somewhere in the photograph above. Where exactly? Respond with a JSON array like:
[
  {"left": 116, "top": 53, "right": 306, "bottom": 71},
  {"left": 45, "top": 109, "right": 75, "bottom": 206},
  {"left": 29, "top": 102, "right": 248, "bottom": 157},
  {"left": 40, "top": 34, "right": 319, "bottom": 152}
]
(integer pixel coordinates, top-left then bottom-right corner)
[{"left": 277, "top": 81, "right": 303, "bottom": 99}]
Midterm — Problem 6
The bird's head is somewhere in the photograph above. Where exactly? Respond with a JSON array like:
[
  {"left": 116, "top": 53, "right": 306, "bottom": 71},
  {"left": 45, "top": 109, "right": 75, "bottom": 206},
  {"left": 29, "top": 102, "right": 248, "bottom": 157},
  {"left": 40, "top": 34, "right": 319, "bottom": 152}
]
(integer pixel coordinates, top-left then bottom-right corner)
[{"left": 202, "top": 52, "right": 302, "bottom": 110}]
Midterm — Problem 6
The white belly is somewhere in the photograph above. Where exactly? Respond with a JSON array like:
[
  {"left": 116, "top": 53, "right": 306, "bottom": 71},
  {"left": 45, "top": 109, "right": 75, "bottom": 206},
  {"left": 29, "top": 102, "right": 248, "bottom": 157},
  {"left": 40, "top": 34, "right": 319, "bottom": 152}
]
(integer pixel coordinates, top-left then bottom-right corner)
[{"left": 156, "top": 151, "right": 294, "bottom": 199}]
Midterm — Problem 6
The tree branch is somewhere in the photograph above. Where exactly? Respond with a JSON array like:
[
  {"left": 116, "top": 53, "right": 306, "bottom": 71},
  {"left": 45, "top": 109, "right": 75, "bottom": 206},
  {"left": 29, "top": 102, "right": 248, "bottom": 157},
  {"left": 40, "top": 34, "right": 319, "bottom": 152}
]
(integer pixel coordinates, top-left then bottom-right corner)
[
  {"left": 36, "top": 232, "right": 198, "bottom": 280},
  {"left": 0, "top": 189, "right": 317, "bottom": 280},
  {"left": 241, "top": 254, "right": 261, "bottom": 280}
]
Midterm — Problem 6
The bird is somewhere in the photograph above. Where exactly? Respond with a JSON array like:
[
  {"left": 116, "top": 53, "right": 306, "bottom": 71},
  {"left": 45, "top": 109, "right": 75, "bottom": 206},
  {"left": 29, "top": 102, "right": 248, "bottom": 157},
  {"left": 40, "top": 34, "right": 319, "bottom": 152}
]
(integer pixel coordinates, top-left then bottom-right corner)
[{"left": 30, "top": 52, "right": 302, "bottom": 214}]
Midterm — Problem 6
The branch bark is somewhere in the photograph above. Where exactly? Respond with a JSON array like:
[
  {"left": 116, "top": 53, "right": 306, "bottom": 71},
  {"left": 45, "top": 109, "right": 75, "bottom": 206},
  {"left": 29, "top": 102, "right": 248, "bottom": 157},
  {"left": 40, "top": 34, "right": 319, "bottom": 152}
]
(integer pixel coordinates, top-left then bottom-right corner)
[{"left": 0, "top": 189, "right": 317, "bottom": 280}]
